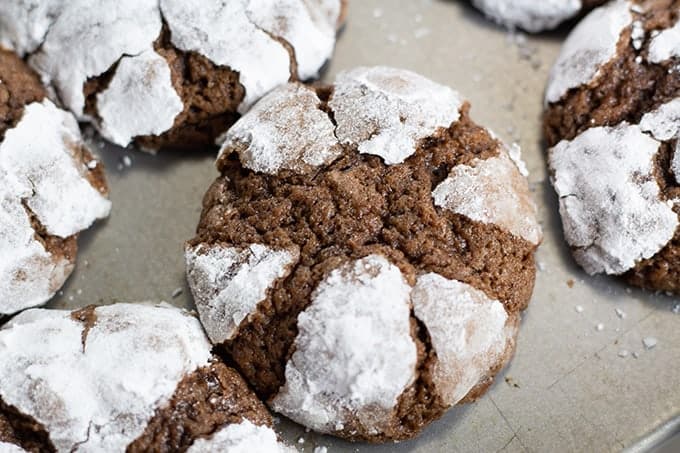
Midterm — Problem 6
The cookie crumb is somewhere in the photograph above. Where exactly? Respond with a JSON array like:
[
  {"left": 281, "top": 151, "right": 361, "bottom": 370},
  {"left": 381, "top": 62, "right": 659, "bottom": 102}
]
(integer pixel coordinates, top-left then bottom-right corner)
[
  {"left": 618, "top": 350, "right": 629, "bottom": 358},
  {"left": 171, "top": 287, "right": 183, "bottom": 298},
  {"left": 632, "top": 351, "right": 640, "bottom": 359},
  {"left": 297, "top": 437, "right": 305, "bottom": 444},
  {"left": 566, "top": 279, "right": 575, "bottom": 288},
  {"left": 615, "top": 308, "right": 626, "bottom": 319}
]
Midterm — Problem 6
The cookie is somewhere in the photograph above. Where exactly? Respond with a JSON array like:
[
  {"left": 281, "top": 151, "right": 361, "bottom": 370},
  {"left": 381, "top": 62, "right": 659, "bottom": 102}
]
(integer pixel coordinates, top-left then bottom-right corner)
[
  {"left": 472, "top": 0, "right": 607, "bottom": 32},
  {"left": 0, "top": 0, "right": 346, "bottom": 151},
  {"left": 544, "top": 0, "right": 680, "bottom": 292},
  {"left": 185, "top": 66, "right": 542, "bottom": 442},
  {"left": 0, "top": 49, "right": 110, "bottom": 316},
  {"left": 0, "top": 303, "right": 292, "bottom": 452}
]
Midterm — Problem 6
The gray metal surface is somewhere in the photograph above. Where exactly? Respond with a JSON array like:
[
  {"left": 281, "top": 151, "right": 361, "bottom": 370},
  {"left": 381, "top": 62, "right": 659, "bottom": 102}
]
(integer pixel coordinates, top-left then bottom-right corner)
[{"left": 47, "top": 1, "right": 679, "bottom": 451}]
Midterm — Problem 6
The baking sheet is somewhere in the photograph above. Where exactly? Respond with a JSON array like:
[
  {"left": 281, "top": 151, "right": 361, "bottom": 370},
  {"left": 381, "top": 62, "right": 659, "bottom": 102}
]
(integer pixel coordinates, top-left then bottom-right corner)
[{"left": 48, "top": 0, "right": 680, "bottom": 451}]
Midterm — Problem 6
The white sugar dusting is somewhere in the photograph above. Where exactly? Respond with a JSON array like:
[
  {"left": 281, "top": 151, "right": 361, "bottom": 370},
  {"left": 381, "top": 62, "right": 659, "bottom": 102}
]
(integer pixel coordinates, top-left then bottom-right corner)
[
  {"left": 0, "top": 303, "right": 212, "bottom": 452},
  {"left": 187, "top": 419, "right": 294, "bottom": 453},
  {"left": 185, "top": 243, "right": 299, "bottom": 344},
  {"left": 640, "top": 99, "right": 680, "bottom": 181},
  {"left": 245, "top": 0, "right": 341, "bottom": 80},
  {"left": 97, "top": 50, "right": 183, "bottom": 147},
  {"left": 0, "top": 0, "right": 65, "bottom": 56},
  {"left": 219, "top": 83, "right": 341, "bottom": 175},
  {"left": 412, "top": 273, "right": 516, "bottom": 406},
  {"left": 648, "top": 20, "right": 680, "bottom": 63},
  {"left": 272, "top": 254, "right": 417, "bottom": 434},
  {"left": 0, "top": 442, "right": 26, "bottom": 453},
  {"left": 472, "top": 0, "right": 582, "bottom": 33},
  {"left": 432, "top": 148, "right": 542, "bottom": 245},
  {"left": 545, "top": 0, "right": 632, "bottom": 104},
  {"left": 0, "top": 100, "right": 110, "bottom": 316},
  {"left": 161, "top": 0, "right": 290, "bottom": 112},
  {"left": 29, "top": 0, "right": 162, "bottom": 117},
  {"left": 549, "top": 124, "right": 678, "bottom": 275},
  {"left": 329, "top": 66, "right": 463, "bottom": 165}
]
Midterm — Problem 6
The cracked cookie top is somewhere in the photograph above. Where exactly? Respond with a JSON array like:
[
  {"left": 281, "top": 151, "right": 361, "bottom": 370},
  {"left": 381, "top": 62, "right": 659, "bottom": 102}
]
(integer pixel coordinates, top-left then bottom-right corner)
[
  {"left": 471, "top": 0, "right": 607, "bottom": 33},
  {"left": 0, "top": 0, "right": 345, "bottom": 150},
  {"left": 0, "top": 49, "right": 110, "bottom": 316},
  {"left": 0, "top": 303, "right": 291, "bottom": 452},
  {"left": 544, "top": 0, "right": 680, "bottom": 291},
  {"left": 186, "top": 66, "right": 541, "bottom": 442}
]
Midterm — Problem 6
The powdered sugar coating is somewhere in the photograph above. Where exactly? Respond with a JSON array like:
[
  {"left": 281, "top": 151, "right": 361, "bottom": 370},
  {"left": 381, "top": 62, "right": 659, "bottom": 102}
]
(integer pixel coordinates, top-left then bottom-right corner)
[
  {"left": 161, "top": 0, "right": 290, "bottom": 113},
  {"left": 187, "top": 420, "right": 293, "bottom": 453},
  {"left": 0, "top": 442, "right": 26, "bottom": 453},
  {"left": 412, "top": 273, "right": 517, "bottom": 406},
  {"left": 219, "top": 83, "right": 341, "bottom": 175},
  {"left": 0, "top": 100, "right": 110, "bottom": 315},
  {"left": 97, "top": 50, "right": 183, "bottom": 147},
  {"left": 0, "top": 0, "right": 65, "bottom": 56},
  {"left": 648, "top": 19, "right": 680, "bottom": 63},
  {"left": 245, "top": 0, "right": 341, "bottom": 80},
  {"left": 472, "top": 0, "right": 582, "bottom": 33},
  {"left": 640, "top": 99, "right": 680, "bottom": 181},
  {"left": 271, "top": 254, "right": 417, "bottom": 434},
  {"left": 186, "top": 243, "right": 299, "bottom": 344},
  {"left": 0, "top": 303, "right": 212, "bottom": 452},
  {"left": 549, "top": 124, "right": 678, "bottom": 275},
  {"left": 330, "top": 66, "right": 463, "bottom": 165},
  {"left": 29, "top": 0, "right": 162, "bottom": 118},
  {"left": 545, "top": 0, "right": 632, "bottom": 104},
  {"left": 433, "top": 148, "right": 542, "bottom": 245}
]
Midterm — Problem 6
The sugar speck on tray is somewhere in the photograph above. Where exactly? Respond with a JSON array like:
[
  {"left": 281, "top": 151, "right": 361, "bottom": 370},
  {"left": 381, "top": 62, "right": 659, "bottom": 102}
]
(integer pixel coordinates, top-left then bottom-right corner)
[
  {"left": 618, "top": 350, "right": 629, "bottom": 358},
  {"left": 643, "top": 337, "right": 658, "bottom": 350},
  {"left": 314, "top": 447, "right": 328, "bottom": 453},
  {"left": 615, "top": 308, "right": 626, "bottom": 319},
  {"left": 595, "top": 323, "right": 604, "bottom": 331},
  {"left": 575, "top": 305, "right": 584, "bottom": 313}
]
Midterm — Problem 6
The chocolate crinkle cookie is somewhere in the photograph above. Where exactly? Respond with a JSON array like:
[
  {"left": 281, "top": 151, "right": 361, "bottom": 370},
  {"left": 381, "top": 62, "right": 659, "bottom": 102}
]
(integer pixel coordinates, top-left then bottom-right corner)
[
  {"left": 471, "top": 0, "right": 607, "bottom": 33},
  {"left": 544, "top": 0, "right": 680, "bottom": 292},
  {"left": 0, "top": 0, "right": 346, "bottom": 151},
  {"left": 0, "top": 49, "right": 110, "bottom": 317},
  {"left": 0, "top": 303, "right": 293, "bottom": 453},
  {"left": 185, "top": 66, "right": 542, "bottom": 442}
]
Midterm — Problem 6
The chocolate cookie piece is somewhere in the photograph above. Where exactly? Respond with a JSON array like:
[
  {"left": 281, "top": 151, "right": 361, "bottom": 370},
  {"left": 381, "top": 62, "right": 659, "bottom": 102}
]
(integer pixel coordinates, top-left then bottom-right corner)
[
  {"left": 186, "top": 66, "right": 542, "bottom": 442},
  {"left": 0, "top": 303, "right": 292, "bottom": 452},
  {"left": 0, "top": 48, "right": 110, "bottom": 316},
  {"left": 544, "top": 0, "right": 680, "bottom": 292},
  {"left": 471, "top": 0, "right": 607, "bottom": 33},
  {"left": 0, "top": 0, "right": 346, "bottom": 151}
]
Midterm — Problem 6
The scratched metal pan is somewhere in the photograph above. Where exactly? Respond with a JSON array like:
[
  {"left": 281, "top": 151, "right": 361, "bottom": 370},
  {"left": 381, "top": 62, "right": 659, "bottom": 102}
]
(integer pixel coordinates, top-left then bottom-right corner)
[{"left": 48, "top": 0, "right": 679, "bottom": 451}]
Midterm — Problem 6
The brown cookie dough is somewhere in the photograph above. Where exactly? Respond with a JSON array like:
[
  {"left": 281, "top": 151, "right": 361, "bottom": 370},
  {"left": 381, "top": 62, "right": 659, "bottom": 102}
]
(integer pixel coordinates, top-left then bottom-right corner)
[
  {"left": 186, "top": 67, "right": 542, "bottom": 442},
  {"left": 544, "top": 0, "right": 680, "bottom": 291},
  {"left": 0, "top": 303, "right": 291, "bottom": 452},
  {"left": 0, "top": 49, "right": 110, "bottom": 316},
  {"left": 0, "top": 0, "right": 347, "bottom": 151}
]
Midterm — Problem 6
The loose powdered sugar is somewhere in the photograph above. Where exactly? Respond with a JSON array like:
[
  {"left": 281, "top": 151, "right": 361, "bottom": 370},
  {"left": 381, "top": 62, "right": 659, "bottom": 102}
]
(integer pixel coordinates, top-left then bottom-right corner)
[
  {"left": 0, "top": 0, "right": 65, "bottom": 56},
  {"left": 432, "top": 148, "right": 542, "bottom": 245},
  {"left": 412, "top": 273, "right": 517, "bottom": 406},
  {"left": 329, "top": 66, "right": 463, "bottom": 165},
  {"left": 185, "top": 243, "right": 299, "bottom": 344},
  {"left": 472, "top": 0, "right": 582, "bottom": 33},
  {"left": 545, "top": 0, "right": 632, "bottom": 104},
  {"left": 97, "top": 50, "right": 184, "bottom": 147},
  {"left": 219, "top": 83, "right": 341, "bottom": 174},
  {"left": 0, "top": 442, "right": 26, "bottom": 453},
  {"left": 648, "top": 19, "right": 680, "bottom": 63},
  {"left": 271, "top": 254, "right": 417, "bottom": 434},
  {"left": 187, "top": 419, "right": 293, "bottom": 453},
  {"left": 0, "top": 303, "right": 212, "bottom": 452},
  {"left": 0, "top": 99, "right": 110, "bottom": 315},
  {"left": 549, "top": 124, "right": 678, "bottom": 275}
]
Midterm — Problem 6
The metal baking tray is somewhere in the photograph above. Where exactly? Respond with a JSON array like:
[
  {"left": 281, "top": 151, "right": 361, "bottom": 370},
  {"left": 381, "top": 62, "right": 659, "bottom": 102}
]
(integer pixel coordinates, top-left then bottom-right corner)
[{"left": 48, "top": 0, "right": 680, "bottom": 451}]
